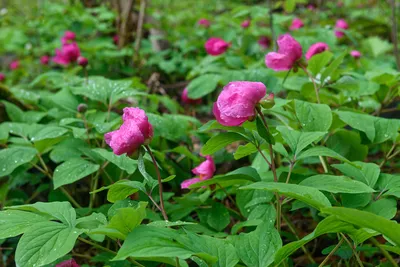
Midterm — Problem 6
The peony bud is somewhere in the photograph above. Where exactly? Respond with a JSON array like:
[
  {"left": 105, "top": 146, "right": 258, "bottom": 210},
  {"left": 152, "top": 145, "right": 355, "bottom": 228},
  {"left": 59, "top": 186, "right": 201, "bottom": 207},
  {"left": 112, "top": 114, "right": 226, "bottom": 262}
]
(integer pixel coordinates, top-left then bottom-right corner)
[
  {"left": 77, "top": 56, "right": 88, "bottom": 67},
  {"left": 260, "top": 93, "right": 275, "bottom": 109}
]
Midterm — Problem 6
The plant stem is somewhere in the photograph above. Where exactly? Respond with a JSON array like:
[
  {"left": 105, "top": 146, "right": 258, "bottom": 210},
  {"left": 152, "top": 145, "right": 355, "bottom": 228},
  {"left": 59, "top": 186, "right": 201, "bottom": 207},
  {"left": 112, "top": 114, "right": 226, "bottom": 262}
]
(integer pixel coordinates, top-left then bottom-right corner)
[
  {"left": 380, "top": 143, "right": 396, "bottom": 168},
  {"left": 145, "top": 145, "right": 169, "bottom": 221},
  {"left": 134, "top": 0, "right": 147, "bottom": 63},
  {"left": 282, "top": 213, "right": 315, "bottom": 264},
  {"left": 319, "top": 155, "right": 329, "bottom": 173},
  {"left": 267, "top": 0, "right": 275, "bottom": 51},
  {"left": 285, "top": 161, "right": 294, "bottom": 183},
  {"left": 78, "top": 237, "right": 145, "bottom": 267},
  {"left": 370, "top": 237, "right": 399, "bottom": 267},
  {"left": 299, "top": 64, "right": 320, "bottom": 104},
  {"left": 389, "top": 0, "right": 400, "bottom": 70},
  {"left": 256, "top": 108, "right": 281, "bottom": 231},
  {"left": 217, "top": 183, "right": 236, "bottom": 206},
  {"left": 319, "top": 238, "right": 344, "bottom": 267},
  {"left": 340, "top": 233, "right": 364, "bottom": 267}
]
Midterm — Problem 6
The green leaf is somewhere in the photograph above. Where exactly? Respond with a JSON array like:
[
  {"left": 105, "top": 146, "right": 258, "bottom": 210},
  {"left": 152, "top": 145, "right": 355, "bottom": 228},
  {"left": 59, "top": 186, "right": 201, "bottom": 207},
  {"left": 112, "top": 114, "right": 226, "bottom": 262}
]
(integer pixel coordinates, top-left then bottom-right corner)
[
  {"left": 207, "top": 202, "right": 230, "bottom": 232},
  {"left": 307, "top": 51, "right": 333, "bottom": 76},
  {"left": 0, "top": 210, "right": 49, "bottom": 239},
  {"left": 297, "top": 146, "right": 352, "bottom": 165},
  {"left": 187, "top": 231, "right": 239, "bottom": 267},
  {"left": 274, "top": 216, "right": 355, "bottom": 265},
  {"left": 1, "top": 101, "right": 46, "bottom": 123},
  {"left": 30, "top": 126, "right": 68, "bottom": 142},
  {"left": 234, "top": 222, "right": 282, "bottom": 267},
  {"left": 7, "top": 201, "right": 77, "bottom": 227},
  {"left": 363, "top": 36, "right": 393, "bottom": 58},
  {"left": 326, "top": 129, "right": 368, "bottom": 161},
  {"left": 114, "top": 226, "right": 195, "bottom": 260},
  {"left": 295, "top": 100, "right": 332, "bottom": 132},
  {"left": 322, "top": 207, "right": 400, "bottom": 246},
  {"left": 234, "top": 143, "right": 258, "bottom": 160},
  {"left": 107, "top": 180, "right": 146, "bottom": 203},
  {"left": 105, "top": 202, "right": 147, "bottom": 239},
  {"left": 0, "top": 147, "right": 37, "bottom": 177},
  {"left": 92, "top": 148, "right": 137, "bottom": 174},
  {"left": 236, "top": 189, "right": 274, "bottom": 218},
  {"left": 277, "top": 126, "right": 326, "bottom": 156},
  {"left": 320, "top": 51, "right": 346, "bottom": 83},
  {"left": 300, "top": 175, "right": 375, "bottom": 194},
  {"left": 283, "top": 0, "right": 295, "bottom": 13},
  {"left": 201, "top": 132, "right": 248, "bottom": 155},
  {"left": 256, "top": 116, "right": 275, "bottom": 144},
  {"left": 53, "top": 158, "right": 100, "bottom": 189},
  {"left": 363, "top": 198, "right": 397, "bottom": 219},
  {"left": 332, "top": 162, "right": 380, "bottom": 188},
  {"left": 241, "top": 182, "right": 331, "bottom": 210},
  {"left": 187, "top": 74, "right": 221, "bottom": 99},
  {"left": 190, "top": 173, "right": 255, "bottom": 188},
  {"left": 15, "top": 221, "right": 81, "bottom": 267}
]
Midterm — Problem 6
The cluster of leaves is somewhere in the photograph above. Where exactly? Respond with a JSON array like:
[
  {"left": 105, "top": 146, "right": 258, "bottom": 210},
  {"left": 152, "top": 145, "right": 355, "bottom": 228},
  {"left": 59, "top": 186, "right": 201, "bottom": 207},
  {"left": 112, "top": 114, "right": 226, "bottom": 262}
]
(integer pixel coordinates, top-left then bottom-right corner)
[{"left": 0, "top": 1, "right": 399, "bottom": 267}]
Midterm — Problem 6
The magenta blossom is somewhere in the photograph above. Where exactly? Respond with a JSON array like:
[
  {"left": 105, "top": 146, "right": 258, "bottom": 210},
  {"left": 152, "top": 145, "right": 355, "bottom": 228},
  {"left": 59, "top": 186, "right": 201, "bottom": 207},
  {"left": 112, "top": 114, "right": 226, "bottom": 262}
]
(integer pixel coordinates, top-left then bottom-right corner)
[
  {"left": 53, "top": 42, "right": 81, "bottom": 65},
  {"left": 258, "top": 36, "right": 271, "bottom": 49},
  {"left": 61, "top": 31, "right": 76, "bottom": 45},
  {"left": 40, "top": 55, "right": 50, "bottom": 65},
  {"left": 9, "top": 60, "right": 19, "bottom": 70},
  {"left": 265, "top": 34, "right": 303, "bottom": 71},
  {"left": 350, "top": 50, "right": 361, "bottom": 59},
  {"left": 182, "top": 88, "right": 202, "bottom": 105},
  {"left": 181, "top": 155, "right": 216, "bottom": 189},
  {"left": 0, "top": 73, "right": 5, "bottom": 82},
  {"left": 307, "top": 4, "right": 315, "bottom": 11},
  {"left": 241, "top": 20, "right": 251, "bottom": 28},
  {"left": 335, "top": 19, "right": 348, "bottom": 38},
  {"left": 213, "top": 81, "right": 266, "bottom": 126},
  {"left": 113, "top": 35, "right": 119, "bottom": 45},
  {"left": 105, "top": 107, "right": 153, "bottom": 156},
  {"left": 205, "top": 37, "right": 230, "bottom": 56},
  {"left": 56, "top": 259, "right": 80, "bottom": 267},
  {"left": 77, "top": 56, "right": 88, "bottom": 67},
  {"left": 305, "top": 42, "right": 329, "bottom": 60},
  {"left": 289, "top": 18, "right": 304, "bottom": 31},
  {"left": 198, "top": 18, "right": 210, "bottom": 28}
]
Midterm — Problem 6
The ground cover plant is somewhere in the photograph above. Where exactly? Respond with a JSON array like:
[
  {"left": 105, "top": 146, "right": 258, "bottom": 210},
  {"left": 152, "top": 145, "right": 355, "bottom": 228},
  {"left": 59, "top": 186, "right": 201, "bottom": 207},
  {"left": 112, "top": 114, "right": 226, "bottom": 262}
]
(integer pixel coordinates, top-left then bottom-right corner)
[{"left": 0, "top": 0, "right": 400, "bottom": 266}]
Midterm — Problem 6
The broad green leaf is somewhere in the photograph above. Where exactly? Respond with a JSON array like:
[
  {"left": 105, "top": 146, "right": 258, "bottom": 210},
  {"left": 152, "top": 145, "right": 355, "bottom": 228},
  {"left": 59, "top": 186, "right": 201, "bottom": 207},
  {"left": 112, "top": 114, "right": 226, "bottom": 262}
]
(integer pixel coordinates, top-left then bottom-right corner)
[
  {"left": 295, "top": 100, "right": 332, "bottom": 132},
  {"left": 47, "top": 88, "right": 80, "bottom": 113},
  {"left": 234, "top": 143, "right": 258, "bottom": 160},
  {"left": 256, "top": 116, "right": 275, "bottom": 144},
  {"left": 326, "top": 129, "right": 368, "bottom": 161},
  {"left": 114, "top": 226, "right": 195, "bottom": 260},
  {"left": 363, "top": 36, "right": 392, "bottom": 58},
  {"left": 92, "top": 148, "right": 137, "bottom": 174},
  {"left": 187, "top": 231, "right": 239, "bottom": 267},
  {"left": 283, "top": 0, "right": 295, "bottom": 13},
  {"left": 332, "top": 162, "right": 380, "bottom": 188},
  {"left": 53, "top": 158, "right": 99, "bottom": 189},
  {"left": 277, "top": 126, "right": 326, "bottom": 156},
  {"left": 274, "top": 216, "right": 356, "bottom": 265},
  {"left": 236, "top": 189, "right": 274, "bottom": 217},
  {"left": 241, "top": 182, "right": 331, "bottom": 210},
  {"left": 0, "top": 146, "right": 37, "bottom": 177},
  {"left": 300, "top": 175, "right": 375, "bottom": 194},
  {"left": 322, "top": 207, "right": 400, "bottom": 246},
  {"left": 234, "top": 222, "right": 281, "bottom": 267},
  {"left": 0, "top": 210, "right": 49, "bottom": 239},
  {"left": 1, "top": 101, "right": 46, "bottom": 123},
  {"left": 105, "top": 180, "right": 146, "bottom": 203},
  {"left": 363, "top": 198, "right": 397, "bottom": 219},
  {"left": 15, "top": 221, "right": 81, "bottom": 267},
  {"left": 307, "top": 51, "right": 333, "bottom": 76},
  {"left": 187, "top": 74, "right": 221, "bottom": 99},
  {"left": 201, "top": 132, "right": 248, "bottom": 155},
  {"left": 297, "top": 146, "right": 352, "bottom": 164},
  {"left": 7, "top": 201, "right": 76, "bottom": 227},
  {"left": 105, "top": 202, "right": 147, "bottom": 239},
  {"left": 207, "top": 202, "right": 230, "bottom": 232},
  {"left": 189, "top": 173, "right": 255, "bottom": 188},
  {"left": 320, "top": 51, "right": 346, "bottom": 83},
  {"left": 30, "top": 126, "right": 68, "bottom": 142},
  {"left": 76, "top": 212, "right": 107, "bottom": 230}
]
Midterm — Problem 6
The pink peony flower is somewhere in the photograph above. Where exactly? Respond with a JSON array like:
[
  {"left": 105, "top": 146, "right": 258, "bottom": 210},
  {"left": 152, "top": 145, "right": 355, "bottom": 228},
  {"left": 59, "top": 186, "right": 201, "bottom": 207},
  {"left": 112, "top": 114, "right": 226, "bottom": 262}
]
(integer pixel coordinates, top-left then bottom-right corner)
[
  {"left": 258, "top": 36, "right": 271, "bottom": 49},
  {"left": 198, "top": 18, "right": 210, "bottom": 28},
  {"left": 181, "top": 155, "right": 216, "bottom": 189},
  {"left": 77, "top": 56, "right": 88, "bottom": 67},
  {"left": 289, "top": 18, "right": 304, "bottom": 31},
  {"left": 53, "top": 42, "right": 81, "bottom": 65},
  {"left": 9, "top": 60, "right": 19, "bottom": 70},
  {"left": 305, "top": 42, "right": 329, "bottom": 60},
  {"left": 205, "top": 37, "right": 230, "bottom": 56},
  {"left": 307, "top": 4, "right": 315, "bottom": 10},
  {"left": 265, "top": 34, "right": 303, "bottom": 71},
  {"left": 105, "top": 107, "right": 153, "bottom": 156},
  {"left": 335, "top": 19, "right": 348, "bottom": 38},
  {"left": 113, "top": 35, "right": 119, "bottom": 45},
  {"left": 0, "top": 73, "right": 5, "bottom": 82},
  {"left": 40, "top": 55, "right": 50, "bottom": 65},
  {"left": 350, "top": 50, "right": 361, "bottom": 59},
  {"left": 241, "top": 20, "right": 251, "bottom": 28},
  {"left": 213, "top": 81, "right": 266, "bottom": 126},
  {"left": 61, "top": 31, "right": 76, "bottom": 45},
  {"left": 181, "top": 88, "right": 202, "bottom": 105},
  {"left": 56, "top": 259, "right": 80, "bottom": 267}
]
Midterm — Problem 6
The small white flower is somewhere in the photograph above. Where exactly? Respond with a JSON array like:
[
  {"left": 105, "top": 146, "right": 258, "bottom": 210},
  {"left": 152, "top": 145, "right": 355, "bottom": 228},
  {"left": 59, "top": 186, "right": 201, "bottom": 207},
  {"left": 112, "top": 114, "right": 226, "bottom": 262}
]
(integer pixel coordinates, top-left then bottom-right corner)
[{"left": 0, "top": 8, "right": 7, "bottom": 16}]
